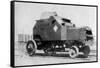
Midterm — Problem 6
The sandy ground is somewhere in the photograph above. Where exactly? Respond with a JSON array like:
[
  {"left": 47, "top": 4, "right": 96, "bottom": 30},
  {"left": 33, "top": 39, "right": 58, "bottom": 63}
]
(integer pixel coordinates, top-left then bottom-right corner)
[{"left": 15, "top": 42, "right": 97, "bottom": 66}]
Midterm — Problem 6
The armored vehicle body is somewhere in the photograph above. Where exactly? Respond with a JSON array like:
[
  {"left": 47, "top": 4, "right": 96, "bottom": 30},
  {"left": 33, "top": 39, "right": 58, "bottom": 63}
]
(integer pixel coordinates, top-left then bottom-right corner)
[{"left": 26, "top": 12, "right": 94, "bottom": 58}]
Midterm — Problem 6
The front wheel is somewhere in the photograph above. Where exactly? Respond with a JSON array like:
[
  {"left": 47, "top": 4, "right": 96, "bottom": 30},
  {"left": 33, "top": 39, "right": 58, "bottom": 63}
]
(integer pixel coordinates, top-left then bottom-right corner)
[
  {"left": 69, "top": 46, "right": 79, "bottom": 58},
  {"left": 26, "top": 40, "right": 37, "bottom": 56}
]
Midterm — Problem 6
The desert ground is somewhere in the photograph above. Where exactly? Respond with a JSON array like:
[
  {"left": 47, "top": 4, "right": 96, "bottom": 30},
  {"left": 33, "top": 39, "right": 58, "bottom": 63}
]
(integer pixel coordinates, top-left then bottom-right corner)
[{"left": 15, "top": 42, "right": 97, "bottom": 66}]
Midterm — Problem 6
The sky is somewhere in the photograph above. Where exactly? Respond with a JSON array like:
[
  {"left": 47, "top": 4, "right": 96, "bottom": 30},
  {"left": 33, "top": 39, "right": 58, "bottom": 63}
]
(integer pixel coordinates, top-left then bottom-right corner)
[{"left": 15, "top": 2, "right": 97, "bottom": 41}]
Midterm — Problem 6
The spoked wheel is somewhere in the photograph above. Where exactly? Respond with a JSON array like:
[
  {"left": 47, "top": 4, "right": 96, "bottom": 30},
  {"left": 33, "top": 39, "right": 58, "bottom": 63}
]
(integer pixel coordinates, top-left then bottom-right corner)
[
  {"left": 81, "top": 46, "right": 90, "bottom": 58},
  {"left": 26, "top": 40, "right": 37, "bottom": 56},
  {"left": 69, "top": 46, "right": 79, "bottom": 58}
]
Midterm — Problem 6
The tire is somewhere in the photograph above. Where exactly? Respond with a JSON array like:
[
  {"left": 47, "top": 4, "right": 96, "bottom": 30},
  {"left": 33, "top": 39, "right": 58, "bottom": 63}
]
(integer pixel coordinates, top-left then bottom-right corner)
[
  {"left": 69, "top": 46, "right": 79, "bottom": 58},
  {"left": 82, "top": 46, "right": 90, "bottom": 58},
  {"left": 26, "top": 40, "right": 37, "bottom": 56}
]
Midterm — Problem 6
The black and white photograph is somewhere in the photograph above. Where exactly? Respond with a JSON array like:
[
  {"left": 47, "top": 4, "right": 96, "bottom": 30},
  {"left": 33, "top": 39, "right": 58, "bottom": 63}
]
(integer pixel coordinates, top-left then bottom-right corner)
[{"left": 11, "top": 1, "right": 98, "bottom": 67}]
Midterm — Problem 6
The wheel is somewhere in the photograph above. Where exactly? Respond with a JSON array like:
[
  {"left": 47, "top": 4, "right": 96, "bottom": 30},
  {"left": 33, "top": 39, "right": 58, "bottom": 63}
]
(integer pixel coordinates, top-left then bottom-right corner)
[
  {"left": 69, "top": 46, "right": 79, "bottom": 58},
  {"left": 81, "top": 46, "right": 90, "bottom": 58},
  {"left": 26, "top": 40, "right": 37, "bottom": 56}
]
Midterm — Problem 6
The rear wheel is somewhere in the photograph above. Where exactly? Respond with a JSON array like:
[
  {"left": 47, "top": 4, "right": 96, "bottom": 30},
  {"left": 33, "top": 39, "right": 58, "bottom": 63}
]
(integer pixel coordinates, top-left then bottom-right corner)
[{"left": 26, "top": 40, "right": 37, "bottom": 56}]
